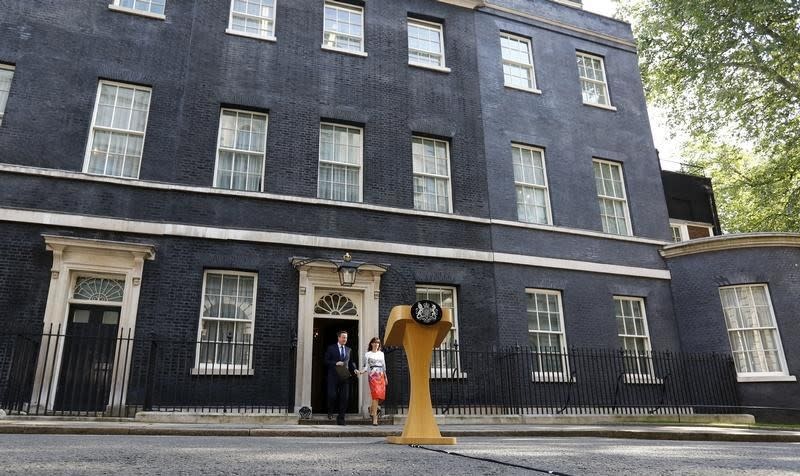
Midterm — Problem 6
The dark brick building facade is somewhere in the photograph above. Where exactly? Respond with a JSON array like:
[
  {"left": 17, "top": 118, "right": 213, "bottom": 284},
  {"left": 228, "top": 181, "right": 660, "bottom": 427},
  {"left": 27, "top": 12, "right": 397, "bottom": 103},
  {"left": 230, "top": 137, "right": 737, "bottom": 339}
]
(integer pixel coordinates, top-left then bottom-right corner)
[{"left": 0, "top": 0, "right": 796, "bottom": 420}]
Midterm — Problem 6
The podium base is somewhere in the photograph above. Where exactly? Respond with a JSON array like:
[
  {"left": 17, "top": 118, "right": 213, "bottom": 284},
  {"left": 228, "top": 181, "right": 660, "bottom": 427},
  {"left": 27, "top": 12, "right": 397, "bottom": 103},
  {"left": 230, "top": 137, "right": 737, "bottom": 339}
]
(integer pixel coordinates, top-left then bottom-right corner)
[{"left": 386, "top": 436, "right": 457, "bottom": 445}]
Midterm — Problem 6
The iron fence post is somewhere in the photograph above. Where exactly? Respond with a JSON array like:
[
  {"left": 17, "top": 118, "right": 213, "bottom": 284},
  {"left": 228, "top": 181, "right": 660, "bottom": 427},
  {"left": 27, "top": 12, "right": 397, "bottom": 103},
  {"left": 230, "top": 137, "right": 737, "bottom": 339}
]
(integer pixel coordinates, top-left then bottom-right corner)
[
  {"left": 288, "top": 336, "right": 297, "bottom": 414},
  {"left": 143, "top": 339, "right": 158, "bottom": 412}
]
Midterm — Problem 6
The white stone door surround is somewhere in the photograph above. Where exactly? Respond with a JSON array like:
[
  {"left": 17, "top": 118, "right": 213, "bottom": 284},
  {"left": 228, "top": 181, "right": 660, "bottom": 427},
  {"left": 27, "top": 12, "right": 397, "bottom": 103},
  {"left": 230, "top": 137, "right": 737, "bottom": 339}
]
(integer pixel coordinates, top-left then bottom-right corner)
[
  {"left": 31, "top": 235, "right": 155, "bottom": 411},
  {"left": 291, "top": 258, "right": 386, "bottom": 415}
]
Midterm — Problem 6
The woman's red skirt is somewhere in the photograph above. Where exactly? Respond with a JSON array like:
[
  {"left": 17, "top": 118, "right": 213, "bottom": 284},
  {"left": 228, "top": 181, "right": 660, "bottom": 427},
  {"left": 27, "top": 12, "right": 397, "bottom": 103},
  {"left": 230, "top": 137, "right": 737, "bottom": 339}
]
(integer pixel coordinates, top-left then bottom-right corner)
[{"left": 368, "top": 372, "right": 386, "bottom": 400}]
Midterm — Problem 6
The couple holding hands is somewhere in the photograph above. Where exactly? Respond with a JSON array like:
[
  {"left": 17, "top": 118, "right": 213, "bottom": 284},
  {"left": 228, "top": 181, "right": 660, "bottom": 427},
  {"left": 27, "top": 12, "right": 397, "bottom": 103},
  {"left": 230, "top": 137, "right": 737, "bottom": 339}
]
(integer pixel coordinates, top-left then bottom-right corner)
[{"left": 326, "top": 331, "right": 387, "bottom": 426}]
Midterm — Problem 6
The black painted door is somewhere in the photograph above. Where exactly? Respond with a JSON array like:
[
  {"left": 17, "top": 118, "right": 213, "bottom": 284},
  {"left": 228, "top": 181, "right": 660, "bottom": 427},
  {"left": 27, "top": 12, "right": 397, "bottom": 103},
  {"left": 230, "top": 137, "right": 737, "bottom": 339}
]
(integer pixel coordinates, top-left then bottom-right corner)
[
  {"left": 311, "top": 318, "right": 359, "bottom": 415},
  {"left": 54, "top": 305, "right": 120, "bottom": 412}
]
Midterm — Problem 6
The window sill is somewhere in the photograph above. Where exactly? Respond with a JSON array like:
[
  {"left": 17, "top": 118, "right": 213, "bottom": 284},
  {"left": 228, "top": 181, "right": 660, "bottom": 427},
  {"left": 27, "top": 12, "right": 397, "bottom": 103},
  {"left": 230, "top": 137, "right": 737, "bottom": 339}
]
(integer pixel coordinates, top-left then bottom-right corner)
[
  {"left": 505, "top": 85, "right": 543, "bottom": 95},
  {"left": 737, "top": 374, "right": 797, "bottom": 383},
  {"left": 532, "top": 373, "right": 571, "bottom": 383},
  {"left": 624, "top": 375, "right": 663, "bottom": 385},
  {"left": 321, "top": 45, "right": 368, "bottom": 57},
  {"left": 213, "top": 184, "right": 263, "bottom": 193},
  {"left": 225, "top": 29, "right": 276, "bottom": 42},
  {"left": 603, "top": 230, "right": 634, "bottom": 238},
  {"left": 408, "top": 62, "right": 451, "bottom": 74},
  {"left": 191, "top": 367, "right": 255, "bottom": 376},
  {"left": 83, "top": 170, "right": 140, "bottom": 181},
  {"left": 431, "top": 370, "right": 467, "bottom": 379},
  {"left": 583, "top": 101, "right": 617, "bottom": 112},
  {"left": 518, "top": 218, "right": 552, "bottom": 226},
  {"left": 316, "top": 195, "right": 363, "bottom": 204},
  {"left": 414, "top": 205, "right": 453, "bottom": 214},
  {"left": 108, "top": 4, "right": 166, "bottom": 20}
]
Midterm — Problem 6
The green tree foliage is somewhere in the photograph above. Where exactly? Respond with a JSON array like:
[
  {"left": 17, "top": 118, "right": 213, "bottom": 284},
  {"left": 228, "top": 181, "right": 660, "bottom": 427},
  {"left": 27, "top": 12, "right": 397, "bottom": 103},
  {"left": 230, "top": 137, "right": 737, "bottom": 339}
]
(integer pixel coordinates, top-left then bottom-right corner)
[
  {"left": 681, "top": 138, "right": 800, "bottom": 231},
  {"left": 622, "top": 0, "right": 800, "bottom": 232}
]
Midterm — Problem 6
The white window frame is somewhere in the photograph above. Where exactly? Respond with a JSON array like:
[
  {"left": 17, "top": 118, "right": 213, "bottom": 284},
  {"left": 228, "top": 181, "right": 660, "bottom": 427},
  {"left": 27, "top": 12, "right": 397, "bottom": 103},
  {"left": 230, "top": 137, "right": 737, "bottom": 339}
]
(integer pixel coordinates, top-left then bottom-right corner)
[
  {"left": 108, "top": 0, "right": 166, "bottom": 20},
  {"left": 412, "top": 136, "right": 453, "bottom": 214},
  {"left": 0, "top": 64, "right": 14, "bottom": 126},
  {"left": 83, "top": 80, "right": 152, "bottom": 180},
  {"left": 226, "top": 0, "right": 277, "bottom": 42},
  {"left": 194, "top": 270, "right": 257, "bottom": 375},
  {"left": 407, "top": 18, "right": 450, "bottom": 72},
  {"left": 213, "top": 108, "right": 268, "bottom": 192},
  {"left": 718, "top": 284, "right": 794, "bottom": 382},
  {"left": 614, "top": 296, "right": 656, "bottom": 381},
  {"left": 670, "top": 220, "right": 714, "bottom": 243},
  {"left": 317, "top": 122, "right": 363, "bottom": 203},
  {"left": 526, "top": 289, "right": 569, "bottom": 382},
  {"left": 593, "top": 158, "right": 632, "bottom": 236},
  {"left": 417, "top": 285, "right": 466, "bottom": 379},
  {"left": 500, "top": 33, "right": 540, "bottom": 93},
  {"left": 670, "top": 224, "right": 684, "bottom": 243},
  {"left": 321, "top": 1, "right": 366, "bottom": 56},
  {"left": 576, "top": 52, "right": 615, "bottom": 110},
  {"left": 513, "top": 144, "right": 552, "bottom": 225}
]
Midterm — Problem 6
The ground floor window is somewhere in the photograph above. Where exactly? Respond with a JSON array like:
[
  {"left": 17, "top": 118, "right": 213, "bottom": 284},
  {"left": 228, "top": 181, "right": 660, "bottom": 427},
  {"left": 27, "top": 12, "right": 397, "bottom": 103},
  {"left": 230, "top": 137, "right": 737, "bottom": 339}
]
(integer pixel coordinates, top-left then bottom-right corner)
[
  {"left": 614, "top": 296, "right": 653, "bottom": 377},
  {"left": 196, "top": 270, "right": 257, "bottom": 372},
  {"left": 719, "top": 284, "right": 789, "bottom": 377},
  {"left": 526, "top": 289, "right": 569, "bottom": 380},
  {"left": 416, "top": 285, "right": 463, "bottom": 377}
]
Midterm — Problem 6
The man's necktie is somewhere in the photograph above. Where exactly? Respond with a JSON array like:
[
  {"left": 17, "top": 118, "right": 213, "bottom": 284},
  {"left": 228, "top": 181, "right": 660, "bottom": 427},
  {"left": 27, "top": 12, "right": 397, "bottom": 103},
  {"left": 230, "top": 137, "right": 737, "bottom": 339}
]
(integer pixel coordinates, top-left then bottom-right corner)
[{"left": 340, "top": 346, "right": 345, "bottom": 361}]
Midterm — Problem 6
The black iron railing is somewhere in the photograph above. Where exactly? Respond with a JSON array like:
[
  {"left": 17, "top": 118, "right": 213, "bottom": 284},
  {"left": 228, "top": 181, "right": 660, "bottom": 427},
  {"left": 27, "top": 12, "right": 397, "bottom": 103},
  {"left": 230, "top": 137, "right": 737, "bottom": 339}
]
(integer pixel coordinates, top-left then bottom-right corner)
[
  {"left": 0, "top": 326, "right": 296, "bottom": 417},
  {"left": 0, "top": 330, "right": 743, "bottom": 418},
  {"left": 383, "top": 345, "right": 741, "bottom": 416}
]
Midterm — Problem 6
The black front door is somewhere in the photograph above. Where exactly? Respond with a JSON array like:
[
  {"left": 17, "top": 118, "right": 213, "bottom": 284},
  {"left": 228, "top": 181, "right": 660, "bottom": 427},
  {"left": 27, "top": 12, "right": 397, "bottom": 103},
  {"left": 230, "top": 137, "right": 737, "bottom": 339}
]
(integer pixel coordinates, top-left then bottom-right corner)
[
  {"left": 311, "top": 319, "right": 359, "bottom": 415},
  {"left": 54, "top": 305, "right": 120, "bottom": 412}
]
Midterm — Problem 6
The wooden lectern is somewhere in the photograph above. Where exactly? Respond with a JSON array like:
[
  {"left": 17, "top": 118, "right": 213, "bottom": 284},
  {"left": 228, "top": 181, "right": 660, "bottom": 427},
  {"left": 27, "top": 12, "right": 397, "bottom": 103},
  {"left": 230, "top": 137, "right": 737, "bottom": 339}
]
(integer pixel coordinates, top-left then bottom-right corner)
[{"left": 384, "top": 303, "right": 457, "bottom": 445}]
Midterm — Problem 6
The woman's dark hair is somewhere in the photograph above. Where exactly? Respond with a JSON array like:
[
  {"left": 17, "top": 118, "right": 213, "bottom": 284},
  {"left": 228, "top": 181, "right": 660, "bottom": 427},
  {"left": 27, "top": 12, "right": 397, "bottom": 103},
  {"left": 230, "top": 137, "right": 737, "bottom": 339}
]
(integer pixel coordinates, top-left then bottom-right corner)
[{"left": 366, "top": 337, "right": 381, "bottom": 352}]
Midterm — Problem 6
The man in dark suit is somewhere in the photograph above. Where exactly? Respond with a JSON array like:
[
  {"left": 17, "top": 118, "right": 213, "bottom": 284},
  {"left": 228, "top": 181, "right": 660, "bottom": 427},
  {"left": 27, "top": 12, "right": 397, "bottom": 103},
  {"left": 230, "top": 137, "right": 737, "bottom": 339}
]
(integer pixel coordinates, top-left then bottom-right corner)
[{"left": 324, "top": 330, "right": 357, "bottom": 425}]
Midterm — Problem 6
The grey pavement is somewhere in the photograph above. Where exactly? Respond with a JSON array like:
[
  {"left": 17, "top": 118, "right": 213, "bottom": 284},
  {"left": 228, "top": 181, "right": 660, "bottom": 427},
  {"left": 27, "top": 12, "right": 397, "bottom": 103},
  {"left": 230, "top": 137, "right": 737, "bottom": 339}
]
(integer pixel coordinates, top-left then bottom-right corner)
[
  {"left": 1, "top": 435, "right": 799, "bottom": 475},
  {"left": 1, "top": 417, "right": 800, "bottom": 442}
]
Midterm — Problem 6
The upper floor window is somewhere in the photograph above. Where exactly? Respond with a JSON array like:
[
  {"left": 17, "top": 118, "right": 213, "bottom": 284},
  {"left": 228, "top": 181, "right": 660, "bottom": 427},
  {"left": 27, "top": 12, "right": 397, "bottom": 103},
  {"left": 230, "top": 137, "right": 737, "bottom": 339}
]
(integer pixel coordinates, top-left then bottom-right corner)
[
  {"left": 501, "top": 33, "right": 537, "bottom": 92},
  {"left": 593, "top": 159, "right": 631, "bottom": 236},
  {"left": 323, "top": 1, "right": 364, "bottom": 54},
  {"left": 527, "top": 289, "right": 568, "bottom": 380},
  {"left": 577, "top": 52, "right": 612, "bottom": 107},
  {"left": 196, "top": 270, "right": 257, "bottom": 372},
  {"left": 111, "top": 0, "right": 166, "bottom": 17},
  {"left": 228, "top": 0, "right": 276, "bottom": 40},
  {"left": 0, "top": 65, "right": 14, "bottom": 126},
  {"left": 413, "top": 136, "right": 452, "bottom": 213},
  {"left": 615, "top": 296, "right": 653, "bottom": 378},
  {"left": 670, "top": 224, "right": 683, "bottom": 243},
  {"left": 214, "top": 109, "right": 268, "bottom": 192},
  {"left": 513, "top": 144, "right": 551, "bottom": 225},
  {"left": 719, "top": 284, "right": 791, "bottom": 379},
  {"left": 670, "top": 221, "right": 713, "bottom": 242},
  {"left": 417, "top": 285, "right": 464, "bottom": 377},
  {"left": 318, "top": 123, "right": 362, "bottom": 202},
  {"left": 84, "top": 81, "right": 152, "bottom": 179},
  {"left": 407, "top": 18, "right": 446, "bottom": 69}
]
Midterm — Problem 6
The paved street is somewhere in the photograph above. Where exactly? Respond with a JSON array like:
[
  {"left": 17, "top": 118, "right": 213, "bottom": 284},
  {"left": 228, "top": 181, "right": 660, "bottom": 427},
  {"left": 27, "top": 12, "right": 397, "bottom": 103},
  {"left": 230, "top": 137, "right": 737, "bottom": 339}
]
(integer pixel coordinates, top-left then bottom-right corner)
[{"left": 0, "top": 435, "right": 798, "bottom": 475}]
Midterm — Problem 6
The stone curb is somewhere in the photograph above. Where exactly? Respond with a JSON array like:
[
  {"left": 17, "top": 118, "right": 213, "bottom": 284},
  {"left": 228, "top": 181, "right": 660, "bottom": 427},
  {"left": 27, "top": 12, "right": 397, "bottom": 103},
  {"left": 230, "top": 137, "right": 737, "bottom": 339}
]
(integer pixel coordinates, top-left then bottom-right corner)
[{"left": 1, "top": 424, "right": 799, "bottom": 442}]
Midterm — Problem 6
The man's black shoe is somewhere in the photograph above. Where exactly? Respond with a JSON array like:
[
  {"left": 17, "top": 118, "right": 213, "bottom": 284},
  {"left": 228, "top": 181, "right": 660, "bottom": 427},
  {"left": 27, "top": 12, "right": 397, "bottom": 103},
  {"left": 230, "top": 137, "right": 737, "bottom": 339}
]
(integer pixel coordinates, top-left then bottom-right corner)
[{"left": 327, "top": 413, "right": 333, "bottom": 420}]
